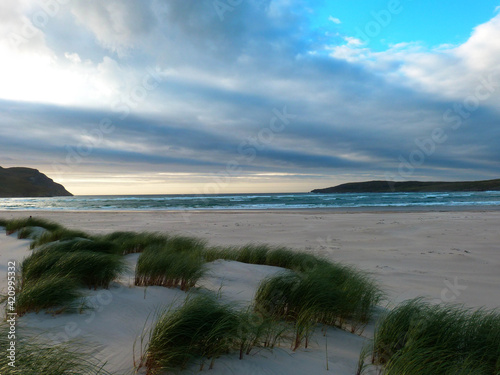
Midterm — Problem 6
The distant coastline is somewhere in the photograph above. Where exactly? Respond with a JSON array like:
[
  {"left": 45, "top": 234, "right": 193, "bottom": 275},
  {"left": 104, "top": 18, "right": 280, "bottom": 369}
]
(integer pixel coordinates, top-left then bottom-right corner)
[
  {"left": 0, "top": 166, "right": 72, "bottom": 198},
  {"left": 311, "top": 179, "right": 500, "bottom": 194}
]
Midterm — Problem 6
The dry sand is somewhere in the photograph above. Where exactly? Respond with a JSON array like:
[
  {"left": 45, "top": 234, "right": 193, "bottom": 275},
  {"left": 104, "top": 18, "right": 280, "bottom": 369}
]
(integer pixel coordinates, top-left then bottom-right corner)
[
  {"left": 1, "top": 209, "right": 499, "bottom": 374},
  {"left": 2, "top": 209, "right": 499, "bottom": 308}
]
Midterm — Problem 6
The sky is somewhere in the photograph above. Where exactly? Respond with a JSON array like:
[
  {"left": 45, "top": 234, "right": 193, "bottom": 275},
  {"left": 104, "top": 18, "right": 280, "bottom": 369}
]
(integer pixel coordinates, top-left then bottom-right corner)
[{"left": 1, "top": 0, "right": 500, "bottom": 195}]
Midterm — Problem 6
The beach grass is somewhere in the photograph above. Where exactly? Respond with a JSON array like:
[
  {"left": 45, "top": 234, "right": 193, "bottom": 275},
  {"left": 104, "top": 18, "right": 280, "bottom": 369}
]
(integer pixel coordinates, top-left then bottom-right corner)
[
  {"left": 265, "top": 248, "right": 329, "bottom": 272},
  {"left": 236, "top": 308, "right": 289, "bottom": 359},
  {"left": 30, "top": 228, "right": 93, "bottom": 248},
  {"left": 204, "top": 245, "right": 241, "bottom": 263},
  {"left": 16, "top": 274, "right": 83, "bottom": 316},
  {"left": 21, "top": 247, "right": 64, "bottom": 283},
  {"left": 135, "top": 245, "right": 205, "bottom": 291},
  {"left": 22, "top": 245, "right": 126, "bottom": 289},
  {"left": 141, "top": 293, "right": 243, "bottom": 373},
  {"left": 98, "top": 231, "right": 169, "bottom": 254},
  {"left": 369, "top": 298, "right": 500, "bottom": 374},
  {"left": 17, "top": 226, "right": 36, "bottom": 239},
  {"left": 205, "top": 244, "right": 329, "bottom": 272},
  {"left": 59, "top": 239, "right": 120, "bottom": 254},
  {"left": 29, "top": 238, "right": 120, "bottom": 255},
  {"left": 18, "top": 236, "right": 126, "bottom": 314},
  {"left": 236, "top": 244, "right": 270, "bottom": 264},
  {"left": 4, "top": 217, "right": 63, "bottom": 235},
  {"left": 0, "top": 218, "right": 8, "bottom": 227},
  {"left": 164, "top": 235, "right": 207, "bottom": 253},
  {"left": 205, "top": 244, "right": 271, "bottom": 265},
  {"left": 255, "top": 262, "right": 382, "bottom": 349},
  {"left": 51, "top": 251, "right": 126, "bottom": 289},
  {"left": 0, "top": 322, "right": 110, "bottom": 374},
  {"left": 140, "top": 293, "right": 291, "bottom": 373}
]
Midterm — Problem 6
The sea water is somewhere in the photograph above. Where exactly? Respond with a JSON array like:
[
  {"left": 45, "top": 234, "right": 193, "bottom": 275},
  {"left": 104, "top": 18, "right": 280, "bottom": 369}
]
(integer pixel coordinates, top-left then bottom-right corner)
[{"left": 0, "top": 191, "right": 499, "bottom": 210}]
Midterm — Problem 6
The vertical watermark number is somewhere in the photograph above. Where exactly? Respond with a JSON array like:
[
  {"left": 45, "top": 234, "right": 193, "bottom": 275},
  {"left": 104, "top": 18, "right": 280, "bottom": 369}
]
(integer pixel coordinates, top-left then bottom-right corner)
[{"left": 6, "top": 261, "right": 17, "bottom": 368}]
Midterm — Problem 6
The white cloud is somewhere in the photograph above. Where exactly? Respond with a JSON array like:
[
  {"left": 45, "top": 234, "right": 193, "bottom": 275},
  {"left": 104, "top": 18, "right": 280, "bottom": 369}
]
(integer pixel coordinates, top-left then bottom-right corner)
[
  {"left": 0, "top": 35, "right": 127, "bottom": 107},
  {"left": 344, "top": 36, "right": 363, "bottom": 46},
  {"left": 70, "top": 0, "right": 157, "bottom": 55},
  {"left": 327, "top": 44, "right": 370, "bottom": 62},
  {"left": 0, "top": 0, "right": 162, "bottom": 108},
  {"left": 64, "top": 52, "right": 81, "bottom": 63},
  {"left": 329, "top": 12, "right": 500, "bottom": 105},
  {"left": 328, "top": 16, "right": 341, "bottom": 24}
]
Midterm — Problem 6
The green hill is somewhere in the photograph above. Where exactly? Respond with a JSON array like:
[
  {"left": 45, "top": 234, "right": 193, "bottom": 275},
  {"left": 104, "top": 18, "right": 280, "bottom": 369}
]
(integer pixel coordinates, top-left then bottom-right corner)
[
  {"left": 0, "top": 166, "right": 73, "bottom": 197},
  {"left": 311, "top": 179, "right": 500, "bottom": 194}
]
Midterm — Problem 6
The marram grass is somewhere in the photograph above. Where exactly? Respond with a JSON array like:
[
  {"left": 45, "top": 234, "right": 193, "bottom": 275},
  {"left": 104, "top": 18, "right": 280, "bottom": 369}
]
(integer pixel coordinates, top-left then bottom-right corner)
[
  {"left": 367, "top": 298, "right": 500, "bottom": 375},
  {"left": 16, "top": 274, "right": 83, "bottom": 316},
  {"left": 204, "top": 243, "right": 329, "bottom": 272},
  {"left": 140, "top": 293, "right": 284, "bottom": 374},
  {"left": 19, "top": 237, "right": 126, "bottom": 314},
  {"left": 255, "top": 262, "right": 383, "bottom": 349},
  {"left": 4, "top": 217, "right": 63, "bottom": 235},
  {"left": 22, "top": 242, "right": 126, "bottom": 289},
  {"left": 235, "top": 308, "right": 289, "bottom": 360},
  {"left": 30, "top": 228, "right": 93, "bottom": 249},
  {"left": 21, "top": 248, "right": 64, "bottom": 283},
  {"left": 29, "top": 238, "right": 121, "bottom": 255},
  {"left": 97, "top": 231, "right": 169, "bottom": 254},
  {"left": 96, "top": 232, "right": 205, "bottom": 255},
  {"left": 49, "top": 251, "right": 126, "bottom": 289},
  {"left": 17, "top": 226, "right": 36, "bottom": 239},
  {"left": 265, "top": 247, "right": 329, "bottom": 272},
  {"left": 135, "top": 245, "right": 205, "bottom": 291},
  {"left": 0, "top": 322, "right": 110, "bottom": 374},
  {"left": 163, "top": 235, "right": 206, "bottom": 253}
]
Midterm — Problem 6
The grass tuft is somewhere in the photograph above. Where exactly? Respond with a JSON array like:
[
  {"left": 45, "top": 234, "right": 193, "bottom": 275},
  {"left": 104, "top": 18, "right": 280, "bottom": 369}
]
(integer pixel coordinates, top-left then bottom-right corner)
[
  {"left": 135, "top": 245, "right": 205, "bottom": 291},
  {"left": 255, "top": 263, "right": 383, "bottom": 348},
  {"left": 205, "top": 244, "right": 328, "bottom": 273},
  {"left": 164, "top": 235, "right": 206, "bottom": 253},
  {"left": 16, "top": 275, "right": 83, "bottom": 316},
  {"left": 18, "top": 236, "right": 126, "bottom": 315},
  {"left": 139, "top": 293, "right": 290, "bottom": 373},
  {"left": 0, "top": 322, "right": 110, "bottom": 374},
  {"left": 203, "top": 246, "right": 240, "bottom": 263},
  {"left": 370, "top": 298, "right": 500, "bottom": 374},
  {"left": 22, "top": 243, "right": 126, "bottom": 289},
  {"left": 29, "top": 238, "right": 120, "bottom": 255},
  {"left": 98, "top": 231, "right": 169, "bottom": 254},
  {"left": 51, "top": 251, "right": 126, "bottom": 289},
  {"left": 17, "top": 226, "right": 36, "bottom": 239},
  {"left": 30, "top": 228, "right": 92, "bottom": 248},
  {"left": 5, "top": 217, "right": 63, "bottom": 235},
  {"left": 141, "top": 294, "right": 242, "bottom": 373}
]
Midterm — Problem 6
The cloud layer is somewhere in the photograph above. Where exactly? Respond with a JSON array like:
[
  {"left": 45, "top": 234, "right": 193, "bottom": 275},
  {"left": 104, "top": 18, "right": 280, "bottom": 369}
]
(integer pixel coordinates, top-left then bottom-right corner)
[{"left": 1, "top": 0, "right": 499, "bottom": 194}]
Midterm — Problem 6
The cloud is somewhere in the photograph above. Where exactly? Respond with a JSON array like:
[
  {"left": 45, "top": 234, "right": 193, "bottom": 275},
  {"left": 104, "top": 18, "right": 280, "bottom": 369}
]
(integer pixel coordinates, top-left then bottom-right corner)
[
  {"left": 1, "top": 0, "right": 499, "bottom": 193},
  {"left": 64, "top": 52, "right": 81, "bottom": 63},
  {"left": 70, "top": 0, "right": 157, "bottom": 55},
  {"left": 328, "top": 16, "right": 341, "bottom": 24},
  {"left": 329, "top": 12, "right": 500, "bottom": 107}
]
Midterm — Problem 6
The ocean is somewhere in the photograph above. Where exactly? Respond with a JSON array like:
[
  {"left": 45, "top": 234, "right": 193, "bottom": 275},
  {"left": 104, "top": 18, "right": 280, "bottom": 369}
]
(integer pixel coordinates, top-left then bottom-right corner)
[{"left": 1, "top": 191, "right": 499, "bottom": 211}]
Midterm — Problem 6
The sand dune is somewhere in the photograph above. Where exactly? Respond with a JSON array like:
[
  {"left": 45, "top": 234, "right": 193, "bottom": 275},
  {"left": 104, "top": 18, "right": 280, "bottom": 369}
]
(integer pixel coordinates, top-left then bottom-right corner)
[
  {"left": 1, "top": 209, "right": 499, "bottom": 374},
  {"left": 2, "top": 209, "right": 499, "bottom": 308}
]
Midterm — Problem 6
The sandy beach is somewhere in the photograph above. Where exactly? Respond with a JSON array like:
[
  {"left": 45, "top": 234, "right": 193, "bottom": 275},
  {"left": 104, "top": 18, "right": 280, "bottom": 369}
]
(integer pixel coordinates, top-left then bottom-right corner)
[
  {"left": 1, "top": 208, "right": 499, "bottom": 374},
  {"left": 2, "top": 209, "right": 499, "bottom": 308}
]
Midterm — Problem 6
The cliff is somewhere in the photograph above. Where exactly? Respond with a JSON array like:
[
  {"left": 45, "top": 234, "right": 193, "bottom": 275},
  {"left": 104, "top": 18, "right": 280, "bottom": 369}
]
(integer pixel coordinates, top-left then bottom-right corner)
[{"left": 0, "top": 166, "right": 73, "bottom": 197}]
